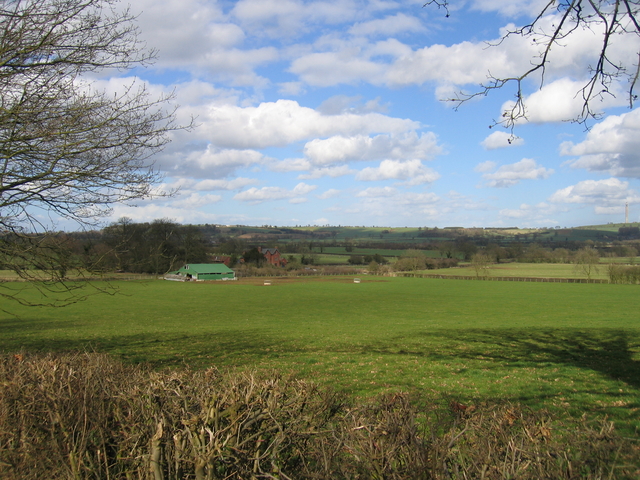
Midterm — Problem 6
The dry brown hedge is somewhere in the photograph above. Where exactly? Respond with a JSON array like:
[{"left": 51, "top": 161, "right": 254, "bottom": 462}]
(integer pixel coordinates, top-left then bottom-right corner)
[{"left": 0, "top": 352, "right": 637, "bottom": 479}]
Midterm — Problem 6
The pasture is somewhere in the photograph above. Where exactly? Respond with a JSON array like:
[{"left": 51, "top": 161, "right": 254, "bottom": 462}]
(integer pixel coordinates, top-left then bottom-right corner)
[
  {"left": 1, "top": 276, "right": 639, "bottom": 435},
  {"left": 426, "top": 262, "right": 612, "bottom": 280}
]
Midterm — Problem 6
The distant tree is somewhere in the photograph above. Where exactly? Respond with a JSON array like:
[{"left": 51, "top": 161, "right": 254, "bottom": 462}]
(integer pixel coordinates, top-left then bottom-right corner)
[
  {"left": 216, "top": 238, "right": 246, "bottom": 255},
  {"left": 485, "top": 244, "right": 507, "bottom": 263},
  {"left": 243, "top": 248, "right": 265, "bottom": 267},
  {"left": 523, "top": 244, "right": 550, "bottom": 263},
  {"left": 455, "top": 241, "right": 477, "bottom": 261},
  {"left": 179, "top": 226, "right": 209, "bottom": 264},
  {"left": 471, "top": 253, "right": 492, "bottom": 279},
  {"left": 394, "top": 250, "right": 427, "bottom": 271},
  {"left": 573, "top": 247, "right": 601, "bottom": 280},
  {"left": 438, "top": 242, "right": 454, "bottom": 258},
  {"left": 426, "top": 0, "right": 640, "bottom": 129},
  {"left": 347, "top": 255, "right": 364, "bottom": 265},
  {"left": 551, "top": 247, "right": 571, "bottom": 264}
]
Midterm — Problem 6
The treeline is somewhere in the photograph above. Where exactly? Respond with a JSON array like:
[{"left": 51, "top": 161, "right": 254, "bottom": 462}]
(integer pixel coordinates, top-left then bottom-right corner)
[
  {"left": 51, "top": 218, "right": 214, "bottom": 275},
  {"left": 15, "top": 219, "right": 640, "bottom": 277}
]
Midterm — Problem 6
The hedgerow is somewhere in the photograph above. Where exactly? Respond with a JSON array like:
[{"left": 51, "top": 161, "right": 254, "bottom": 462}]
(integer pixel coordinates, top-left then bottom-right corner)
[{"left": 0, "top": 353, "right": 637, "bottom": 479}]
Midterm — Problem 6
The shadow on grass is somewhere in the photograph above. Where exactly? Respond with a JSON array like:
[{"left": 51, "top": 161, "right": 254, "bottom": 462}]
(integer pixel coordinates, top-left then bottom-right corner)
[
  {"left": 0, "top": 325, "right": 306, "bottom": 369},
  {"left": 369, "top": 328, "right": 640, "bottom": 390},
  {"left": 2, "top": 317, "right": 639, "bottom": 388}
]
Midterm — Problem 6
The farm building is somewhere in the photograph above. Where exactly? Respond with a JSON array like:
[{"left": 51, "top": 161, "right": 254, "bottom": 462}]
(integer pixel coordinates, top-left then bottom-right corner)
[
  {"left": 165, "top": 264, "right": 236, "bottom": 281},
  {"left": 258, "top": 246, "right": 287, "bottom": 267}
]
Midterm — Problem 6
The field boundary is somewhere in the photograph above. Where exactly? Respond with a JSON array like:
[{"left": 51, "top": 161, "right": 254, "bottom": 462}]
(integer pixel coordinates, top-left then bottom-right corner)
[{"left": 393, "top": 273, "right": 609, "bottom": 283}]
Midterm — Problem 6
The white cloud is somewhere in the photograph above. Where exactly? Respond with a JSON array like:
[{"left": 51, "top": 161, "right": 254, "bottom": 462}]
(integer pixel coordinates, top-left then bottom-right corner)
[
  {"left": 356, "top": 186, "right": 397, "bottom": 198},
  {"left": 549, "top": 179, "right": 640, "bottom": 209},
  {"left": 170, "top": 193, "right": 223, "bottom": 209},
  {"left": 481, "top": 131, "right": 524, "bottom": 150},
  {"left": 317, "top": 95, "right": 388, "bottom": 115},
  {"left": 349, "top": 13, "right": 425, "bottom": 37},
  {"left": 269, "top": 158, "right": 312, "bottom": 172},
  {"left": 481, "top": 158, "right": 553, "bottom": 187},
  {"left": 290, "top": 50, "right": 386, "bottom": 87},
  {"left": 561, "top": 109, "right": 640, "bottom": 178},
  {"left": 298, "top": 165, "right": 355, "bottom": 179},
  {"left": 203, "top": 100, "right": 419, "bottom": 149},
  {"left": 475, "top": 161, "right": 497, "bottom": 173},
  {"left": 503, "top": 78, "right": 626, "bottom": 125},
  {"left": 133, "top": 0, "right": 277, "bottom": 86},
  {"left": 499, "top": 202, "right": 555, "bottom": 219},
  {"left": 356, "top": 159, "right": 440, "bottom": 185},
  {"left": 303, "top": 132, "right": 440, "bottom": 166},
  {"left": 232, "top": 0, "right": 360, "bottom": 38},
  {"left": 469, "top": 0, "right": 562, "bottom": 17},
  {"left": 278, "top": 81, "right": 305, "bottom": 95},
  {"left": 233, "top": 182, "right": 317, "bottom": 203},
  {"left": 158, "top": 146, "right": 267, "bottom": 179},
  {"left": 193, "top": 178, "right": 258, "bottom": 191},
  {"left": 317, "top": 189, "right": 341, "bottom": 199}
]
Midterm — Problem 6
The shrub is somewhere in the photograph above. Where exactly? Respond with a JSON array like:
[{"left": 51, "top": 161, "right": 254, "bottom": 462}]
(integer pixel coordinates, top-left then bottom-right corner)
[
  {"left": 0, "top": 353, "right": 637, "bottom": 479},
  {"left": 608, "top": 264, "right": 640, "bottom": 284}
]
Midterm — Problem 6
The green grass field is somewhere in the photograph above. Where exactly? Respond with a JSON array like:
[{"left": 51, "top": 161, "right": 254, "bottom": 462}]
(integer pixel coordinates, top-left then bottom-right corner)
[
  {"left": 427, "top": 262, "right": 612, "bottom": 280},
  {"left": 1, "top": 276, "right": 639, "bottom": 436}
]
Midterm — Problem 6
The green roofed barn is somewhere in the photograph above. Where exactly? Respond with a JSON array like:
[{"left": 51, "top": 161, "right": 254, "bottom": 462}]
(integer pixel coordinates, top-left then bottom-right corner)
[{"left": 165, "top": 264, "right": 236, "bottom": 282}]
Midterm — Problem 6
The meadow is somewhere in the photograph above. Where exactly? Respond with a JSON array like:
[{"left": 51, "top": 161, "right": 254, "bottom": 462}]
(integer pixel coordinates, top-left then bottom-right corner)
[
  {"left": 1, "top": 276, "right": 639, "bottom": 436},
  {"left": 426, "top": 262, "right": 612, "bottom": 280}
]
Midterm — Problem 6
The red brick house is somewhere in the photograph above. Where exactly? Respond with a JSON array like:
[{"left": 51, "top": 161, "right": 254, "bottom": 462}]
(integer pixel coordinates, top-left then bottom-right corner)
[
  {"left": 210, "top": 255, "right": 232, "bottom": 266},
  {"left": 258, "top": 246, "right": 287, "bottom": 267}
]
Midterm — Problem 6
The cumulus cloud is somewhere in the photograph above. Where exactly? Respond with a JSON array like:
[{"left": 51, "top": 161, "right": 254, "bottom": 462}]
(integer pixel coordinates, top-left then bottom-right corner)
[
  {"left": 317, "top": 189, "right": 341, "bottom": 199},
  {"left": 317, "top": 95, "right": 388, "bottom": 115},
  {"left": 549, "top": 179, "right": 640, "bottom": 212},
  {"left": 157, "top": 145, "right": 268, "bottom": 179},
  {"left": 298, "top": 165, "right": 355, "bottom": 179},
  {"left": 170, "top": 193, "right": 223, "bottom": 209},
  {"left": 470, "top": 0, "right": 572, "bottom": 18},
  {"left": 356, "top": 159, "right": 440, "bottom": 185},
  {"left": 503, "top": 78, "right": 626, "bottom": 125},
  {"left": 349, "top": 13, "right": 425, "bottom": 37},
  {"left": 561, "top": 108, "right": 640, "bottom": 178},
  {"left": 356, "top": 186, "right": 397, "bottom": 198},
  {"left": 203, "top": 100, "right": 419, "bottom": 149},
  {"left": 193, "top": 178, "right": 258, "bottom": 191},
  {"left": 269, "top": 158, "right": 312, "bottom": 172},
  {"left": 234, "top": 182, "right": 317, "bottom": 203},
  {"left": 481, "top": 158, "right": 553, "bottom": 187},
  {"left": 499, "top": 202, "right": 557, "bottom": 221},
  {"left": 303, "top": 132, "right": 440, "bottom": 166},
  {"left": 475, "top": 161, "right": 497, "bottom": 173},
  {"left": 232, "top": 0, "right": 359, "bottom": 38},
  {"left": 132, "top": 0, "right": 278, "bottom": 86},
  {"left": 481, "top": 131, "right": 524, "bottom": 150}
]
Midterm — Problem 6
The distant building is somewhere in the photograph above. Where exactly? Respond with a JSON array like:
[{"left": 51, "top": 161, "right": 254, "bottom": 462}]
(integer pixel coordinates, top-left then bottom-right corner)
[
  {"left": 258, "top": 246, "right": 287, "bottom": 267},
  {"left": 165, "top": 263, "right": 236, "bottom": 281},
  {"left": 210, "top": 255, "right": 232, "bottom": 266}
]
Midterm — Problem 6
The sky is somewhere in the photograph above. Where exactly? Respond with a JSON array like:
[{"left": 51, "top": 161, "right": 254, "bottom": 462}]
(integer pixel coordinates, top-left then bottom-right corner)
[{"left": 98, "top": 0, "right": 640, "bottom": 228}]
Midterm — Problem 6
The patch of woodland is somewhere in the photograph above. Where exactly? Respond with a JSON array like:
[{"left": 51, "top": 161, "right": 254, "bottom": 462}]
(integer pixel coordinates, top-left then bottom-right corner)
[{"left": 0, "top": 353, "right": 637, "bottom": 479}]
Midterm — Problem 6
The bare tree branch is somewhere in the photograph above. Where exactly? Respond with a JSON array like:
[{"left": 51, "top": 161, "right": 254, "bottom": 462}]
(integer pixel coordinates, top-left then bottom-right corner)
[
  {"left": 0, "top": 0, "right": 187, "bottom": 305},
  {"left": 424, "top": 0, "right": 640, "bottom": 131}
]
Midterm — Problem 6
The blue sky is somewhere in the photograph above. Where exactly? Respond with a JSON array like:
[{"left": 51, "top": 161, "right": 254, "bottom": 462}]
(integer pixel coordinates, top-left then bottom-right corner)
[{"left": 98, "top": 0, "right": 640, "bottom": 228}]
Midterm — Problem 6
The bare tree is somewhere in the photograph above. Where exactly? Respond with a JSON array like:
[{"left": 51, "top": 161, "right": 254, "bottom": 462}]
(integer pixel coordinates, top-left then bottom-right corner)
[
  {"left": 0, "top": 0, "right": 180, "bottom": 306},
  {"left": 470, "top": 252, "right": 492, "bottom": 279},
  {"left": 425, "top": 1, "right": 640, "bottom": 129},
  {"left": 573, "top": 246, "right": 601, "bottom": 279}
]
